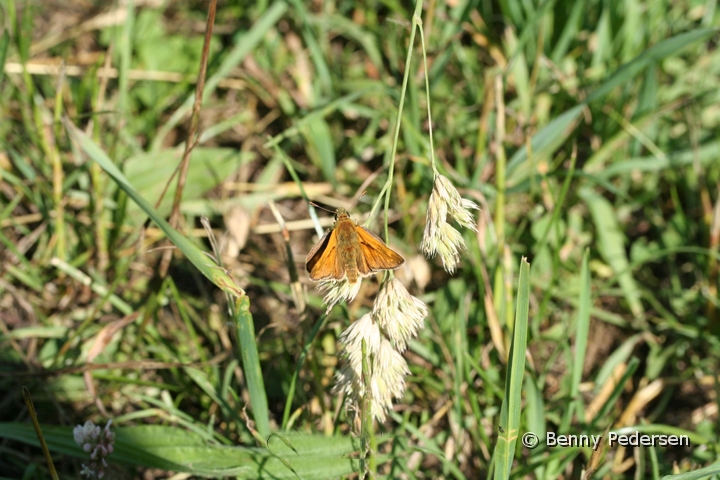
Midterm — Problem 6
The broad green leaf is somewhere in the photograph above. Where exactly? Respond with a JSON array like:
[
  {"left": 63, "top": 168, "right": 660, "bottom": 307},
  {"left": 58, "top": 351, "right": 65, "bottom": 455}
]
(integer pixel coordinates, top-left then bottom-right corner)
[
  {"left": 0, "top": 423, "right": 359, "bottom": 479},
  {"left": 234, "top": 295, "right": 270, "bottom": 439},
  {"left": 124, "top": 147, "right": 251, "bottom": 220},
  {"left": 580, "top": 189, "right": 643, "bottom": 318}
]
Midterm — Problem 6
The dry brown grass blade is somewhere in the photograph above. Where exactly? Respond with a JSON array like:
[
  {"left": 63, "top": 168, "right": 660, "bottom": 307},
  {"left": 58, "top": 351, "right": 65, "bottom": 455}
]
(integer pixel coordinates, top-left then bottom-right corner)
[
  {"left": 1, "top": 354, "right": 230, "bottom": 378},
  {"left": 158, "top": 0, "right": 217, "bottom": 278},
  {"left": 615, "top": 378, "right": 665, "bottom": 428},
  {"left": 3, "top": 62, "right": 247, "bottom": 89},
  {"left": 88, "top": 46, "right": 114, "bottom": 273},
  {"left": 707, "top": 181, "right": 720, "bottom": 329},
  {"left": 585, "top": 362, "right": 627, "bottom": 423},
  {"left": 267, "top": 200, "right": 306, "bottom": 315},
  {"left": 581, "top": 424, "right": 611, "bottom": 480}
]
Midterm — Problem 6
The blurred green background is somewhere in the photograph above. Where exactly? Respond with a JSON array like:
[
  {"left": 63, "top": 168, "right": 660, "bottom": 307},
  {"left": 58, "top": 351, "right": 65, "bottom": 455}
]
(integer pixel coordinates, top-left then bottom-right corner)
[{"left": 0, "top": 0, "right": 719, "bottom": 478}]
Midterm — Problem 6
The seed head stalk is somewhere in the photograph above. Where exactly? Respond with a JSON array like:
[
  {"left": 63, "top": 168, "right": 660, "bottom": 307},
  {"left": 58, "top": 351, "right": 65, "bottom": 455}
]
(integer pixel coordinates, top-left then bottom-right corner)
[{"left": 367, "top": 0, "right": 426, "bottom": 243}]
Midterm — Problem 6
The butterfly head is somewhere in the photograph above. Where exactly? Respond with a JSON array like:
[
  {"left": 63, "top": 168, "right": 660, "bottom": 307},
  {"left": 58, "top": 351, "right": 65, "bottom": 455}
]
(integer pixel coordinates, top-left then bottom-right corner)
[{"left": 334, "top": 208, "right": 350, "bottom": 221}]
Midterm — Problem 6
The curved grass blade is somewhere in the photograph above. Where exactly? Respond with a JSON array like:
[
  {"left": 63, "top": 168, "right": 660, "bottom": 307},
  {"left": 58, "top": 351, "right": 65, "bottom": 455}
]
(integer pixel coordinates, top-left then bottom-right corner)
[
  {"left": 64, "top": 120, "right": 270, "bottom": 438},
  {"left": 282, "top": 312, "right": 328, "bottom": 430},
  {"left": 63, "top": 119, "right": 243, "bottom": 299}
]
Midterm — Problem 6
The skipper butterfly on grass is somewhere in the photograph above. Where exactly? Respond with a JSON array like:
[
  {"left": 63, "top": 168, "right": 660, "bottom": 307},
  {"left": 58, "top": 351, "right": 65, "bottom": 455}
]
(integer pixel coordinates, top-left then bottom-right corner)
[{"left": 306, "top": 207, "right": 404, "bottom": 284}]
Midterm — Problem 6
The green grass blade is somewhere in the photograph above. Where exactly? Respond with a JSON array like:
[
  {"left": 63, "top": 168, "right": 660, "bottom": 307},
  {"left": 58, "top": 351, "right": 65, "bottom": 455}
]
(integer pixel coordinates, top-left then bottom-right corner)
[
  {"left": 287, "top": 0, "right": 333, "bottom": 94},
  {"left": 661, "top": 462, "right": 720, "bottom": 480},
  {"left": 586, "top": 28, "right": 717, "bottom": 104},
  {"left": 549, "top": 0, "right": 584, "bottom": 62},
  {"left": 390, "top": 412, "right": 468, "bottom": 479},
  {"left": 555, "top": 248, "right": 591, "bottom": 438},
  {"left": 571, "top": 249, "right": 591, "bottom": 398},
  {"left": 117, "top": 0, "right": 134, "bottom": 117},
  {"left": 508, "top": 28, "right": 717, "bottom": 178},
  {"left": 0, "top": 29, "right": 9, "bottom": 86},
  {"left": 302, "top": 116, "right": 336, "bottom": 184},
  {"left": 507, "top": 105, "right": 584, "bottom": 178},
  {"left": 234, "top": 295, "right": 270, "bottom": 440},
  {"left": 49, "top": 257, "right": 132, "bottom": 315},
  {"left": 282, "top": 313, "right": 328, "bottom": 430}
]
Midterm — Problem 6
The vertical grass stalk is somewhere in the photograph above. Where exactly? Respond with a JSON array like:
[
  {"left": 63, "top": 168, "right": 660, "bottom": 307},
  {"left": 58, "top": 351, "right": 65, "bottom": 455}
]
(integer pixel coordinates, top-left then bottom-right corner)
[
  {"left": 22, "top": 387, "right": 59, "bottom": 480},
  {"left": 360, "top": 339, "right": 376, "bottom": 479},
  {"left": 493, "top": 258, "right": 530, "bottom": 479}
]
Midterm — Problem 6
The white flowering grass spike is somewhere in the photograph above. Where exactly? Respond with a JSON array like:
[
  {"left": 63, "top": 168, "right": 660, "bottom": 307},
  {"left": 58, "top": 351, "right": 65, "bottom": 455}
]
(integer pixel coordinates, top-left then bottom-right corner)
[
  {"left": 334, "top": 314, "right": 380, "bottom": 419},
  {"left": 373, "top": 277, "right": 427, "bottom": 351},
  {"left": 318, "top": 279, "right": 362, "bottom": 312},
  {"left": 334, "top": 313, "right": 413, "bottom": 422},
  {"left": 369, "top": 339, "right": 410, "bottom": 422},
  {"left": 338, "top": 313, "right": 382, "bottom": 369},
  {"left": 335, "top": 334, "right": 410, "bottom": 423},
  {"left": 421, "top": 187, "right": 448, "bottom": 255}
]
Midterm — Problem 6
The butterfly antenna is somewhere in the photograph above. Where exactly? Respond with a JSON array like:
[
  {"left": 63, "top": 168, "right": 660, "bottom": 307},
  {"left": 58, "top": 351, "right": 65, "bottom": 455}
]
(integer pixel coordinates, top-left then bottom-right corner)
[
  {"left": 349, "top": 191, "right": 367, "bottom": 209},
  {"left": 308, "top": 201, "right": 336, "bottom": 213}
]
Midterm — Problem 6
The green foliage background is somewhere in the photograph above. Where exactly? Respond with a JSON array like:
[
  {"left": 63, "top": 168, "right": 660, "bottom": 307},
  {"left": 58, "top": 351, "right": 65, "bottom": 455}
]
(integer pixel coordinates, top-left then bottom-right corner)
[{"left": 0, "top": 0, "right": 719, "bottom": 478}]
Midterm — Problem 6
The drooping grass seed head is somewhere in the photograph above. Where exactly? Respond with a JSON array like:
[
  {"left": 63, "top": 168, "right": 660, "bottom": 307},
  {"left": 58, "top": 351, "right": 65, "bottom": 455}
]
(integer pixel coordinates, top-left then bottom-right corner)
[
  {"left": 422, "top": 174, "right": 479, "bottom": 273},
  {"left": 368, "top": 339, "right": 410, "bottom": 422},
  {"left": 434, "top": 174, "right": 479, "bottom": 231}
]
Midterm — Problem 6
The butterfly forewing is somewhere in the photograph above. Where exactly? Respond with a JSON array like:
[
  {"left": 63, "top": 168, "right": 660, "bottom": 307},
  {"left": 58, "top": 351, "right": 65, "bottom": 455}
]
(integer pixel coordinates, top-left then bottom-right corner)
[
  {"left": 355, "top": 226, "right": 404, "bottom": 275},
  {"left": 306, "top": 229, "right": 342, "bottom": 280}
]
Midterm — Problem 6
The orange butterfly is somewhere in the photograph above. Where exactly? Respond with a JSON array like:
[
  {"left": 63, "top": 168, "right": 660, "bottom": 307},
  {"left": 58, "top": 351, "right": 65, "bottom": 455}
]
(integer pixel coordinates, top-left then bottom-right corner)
[{"left": 306, "top": 207, "right": 404, "bottom": 283}]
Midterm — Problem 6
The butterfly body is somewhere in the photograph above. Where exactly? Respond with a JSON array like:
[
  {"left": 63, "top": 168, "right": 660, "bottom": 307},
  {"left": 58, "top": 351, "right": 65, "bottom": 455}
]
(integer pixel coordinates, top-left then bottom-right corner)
[
  {"left": 334, "top": 212, "right": 363, "bottom": 282},
  {"left": 306, "top": 208, "right": 404, "bottom": 283}
]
